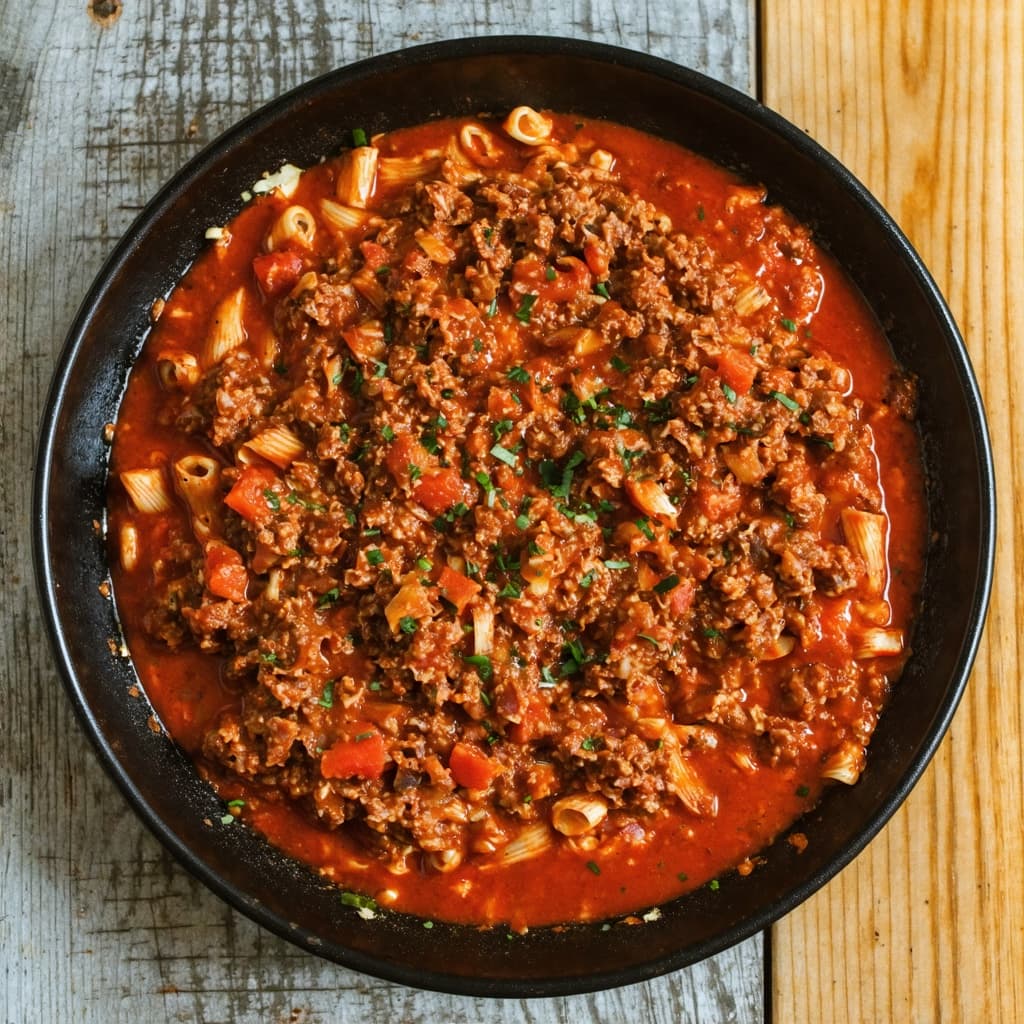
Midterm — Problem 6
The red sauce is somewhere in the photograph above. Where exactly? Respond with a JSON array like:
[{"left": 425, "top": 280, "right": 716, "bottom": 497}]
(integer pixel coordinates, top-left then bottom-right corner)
[{"left": 109, "top": 113, "right": 925, "bottom": 929}]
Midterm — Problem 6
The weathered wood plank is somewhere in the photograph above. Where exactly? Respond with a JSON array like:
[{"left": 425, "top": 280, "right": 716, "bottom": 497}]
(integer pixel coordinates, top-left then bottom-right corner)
[
  {"left": 0, "top": 2, "right": 763, "bottom": 1022},
  {"left": 762, "top": 2, "right": 1024, "bottom": 1022}
]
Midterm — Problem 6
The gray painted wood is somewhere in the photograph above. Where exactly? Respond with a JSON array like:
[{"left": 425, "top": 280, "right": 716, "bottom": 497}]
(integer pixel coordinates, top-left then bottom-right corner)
[{"left": 0, "top": 2, "right": 761, "bottom": 1021}]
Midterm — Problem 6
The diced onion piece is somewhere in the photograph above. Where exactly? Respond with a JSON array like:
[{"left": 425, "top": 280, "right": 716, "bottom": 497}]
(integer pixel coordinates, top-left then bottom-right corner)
[
  {"left": 497, "top": 823, "right": 553, "bottom": 865},
  {"left": 263, "top": 568, "right": 282, "bottom": 603},
  {"left": 821, "top": 741, "right": 865, "bottom": 785},
  {"left": 551, "top": 794, "right": 608, "bottom": 837},
  {"left": 265, "top": 204, "right": 315, "bottom": 252},
  {"left": 350, "top": 266, "right": 388, "bottom": 309},
  {"left": 624, "top": 478, "right": 679, "bottom": 528},
  {"left": 156, "top": 349, "right": 200, "bottom": 391},
  {"left": 377, "top": 154, "right": 440, "bottom": 188},
  {"left": 319, "top": 198, "right": 376, "bottom": 233},
  {"left": 472, "top": 603, "right": 494, "bottom": 655},
  {"left": 120, "top": 467, "right": 172, "bottom": 514},
  {"left": 336, "top": 146, "right": 379, "bottom": 208},
  {"left": 852, "top": 627, "right": 904, "bottom": 660},
  {"left": 201, "top": 286, "right": 247, "bottom": 368},
  {"left": 119, "top": 522, "right": 139, "bottom": 571},
  {"left": 415, "top": 230, "right": 456, "bottom": 264},
  {"left": 384, "top": 576, "right": 434, "bottom": 634},
  {"left": 841, "top": 508, "right": 888, "bottom": 593},
  {"left": 341, "top": 320, "right": 386, "bottom": 362},
  {"left": 588, "top": 148, "right": 616, "bottom": 171},
  {"left": 243, "top": 424, "right": 306, "bottom": 469},
  {"left": 726, "top": 184, "right": 767, "bottom": 211},
  {"left": 520, "top": 549, "right": 550, "bottom": 597},
  {"left": 722, "top": 443, "right": 765, "bottom": 485},
  {"left": 503, "top": 106, "right": 553, "bottom": 146},
  {"left": 728, "top": 748, "right": 759, "bottom": 774},
  {"left": 635, "top": 717, "right": 668, "bottom": 740},
  {"left": 734, "top": 282, "right": 771, "bottom": 316},
  {"left": 251, "top": 163, "right": 303, "bottom": 199}
]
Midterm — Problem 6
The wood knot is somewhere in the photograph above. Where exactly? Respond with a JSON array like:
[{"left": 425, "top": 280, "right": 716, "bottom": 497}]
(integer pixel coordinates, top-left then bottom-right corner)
[{"left": 88, "top": 0, "right": 122, "bottom": 26}]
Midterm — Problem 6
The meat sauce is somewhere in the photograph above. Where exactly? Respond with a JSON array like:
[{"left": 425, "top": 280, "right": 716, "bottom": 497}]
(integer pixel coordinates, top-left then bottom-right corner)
[{"left": 108, "top": 111, "right": 925, "bottom": 929}]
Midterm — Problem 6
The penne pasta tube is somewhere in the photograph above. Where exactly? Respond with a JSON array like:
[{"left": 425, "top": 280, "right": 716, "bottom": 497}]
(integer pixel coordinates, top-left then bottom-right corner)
[
  {"left": 551, "top": 794, "right": 608, "bottom": 837},
  {"left": 734, "top": 282, "right": 771, "bottom": 317},
  {"left": 503, "top": 105, "right": 553, "bottom": 146},
  {"left": 265, "top": 204, "right": 315, "bottom": 252},
  {"left": 156, "top": 349, "right": 200, "bottom": 391},
  {"left": 377, "top": 153, "right": 441, "bottom": 188},
  {"left": 852, "top": 627, "right": 904, "bottom": 660},
  {"left": 841, "top": 508, "right": 888, "bottom": 593},
  {"left": 458, "top": 123, "right": 502, "bottom": 166},
  {"left": 172, "top": 455, "right": 222, "bottom": 542},
  {"left": 243, "top": 424, "right": 306, "bottom": 469},
  {"left": 319, "top": 197, "right": 377, "bottom": 234},
  {"left": 120, "top": 467, "right": 172, "bottom": 514},
  {"left": 472, "top": 603, "right": 494, "bottom": 655},
  {"left": 497, "top": 823, "right": 553, "bottom": 865},
  {"left": 201, "top": 286, "right": 247, "bottom": 368},
  {"left": 336, "top": 146, "right": 379, "bottom": 208},
  {"left": 664, "top": 736, "right": 718, "bottom": 817}
]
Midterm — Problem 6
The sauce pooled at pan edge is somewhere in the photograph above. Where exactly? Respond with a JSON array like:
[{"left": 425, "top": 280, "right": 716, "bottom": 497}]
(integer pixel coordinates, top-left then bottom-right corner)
[{"left": 108, "top": 108, "right": 926, "bottom": 930}]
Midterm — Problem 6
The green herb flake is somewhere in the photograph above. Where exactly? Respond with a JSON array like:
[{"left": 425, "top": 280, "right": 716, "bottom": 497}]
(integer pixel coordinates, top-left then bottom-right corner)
[
  {"left": 366, "top": 548, "right": 384, "bottom": 566},
  {"left": 708, "top": 879, "right": 721, "bottom": 892},
  {"left": 697, "top": 203, "right": 706, "bottom": 222},
  {"left": 318, "top": 680, "right": 335, "bottom": 709},
  {"left": 579, "top": 571, "right": 596, "bottom": 589},
  {"left": 259, "top": 651, "right": 279, "bottom": 664},
  {"left": 399, "top": 616, "right": 418, "bottom": 635},
  {"left": 506, "top": 365, "right": 531, "bottom": 384},
  {"left": 677, "top": 872, "right": 689, "bottom": 883},
  {"left": 653, "top": 573, "right": 680, "bottom": 594},
  {"left": 380, "top": 424, "right": 395, "bottom": 442},
  {"left": 354, "top": 730, "right": 375, "bottom": 742},
  {"left": 780, "top": 317, "right": 798, "bottom": 333},
  {"left": 408, "top": 463, "right": 423, "bottom": 481},
  {"left": 316, "top": 588, "right": 340, "bottom": 608},
  {"left": 586, "top": 860, "right": 602, "bottom": 876},
  {"left": 219, "top": 813, "right": 235, "bottom": 826},
  {"left": 486, "top": 296, "right": 499, "bottom": 318},
  {"left": 796, "top": 784, "right": 811, "bottom": 798},
  {"left": 594, "top": 281, "right": 611, "bottom": 300},
  {"left": 637, "top": 633, "right": 660, "bottom": 648},
  {"left": 545, "top": 265, "right": 556, "bottom": 281},
  {"left": 340, "top": 891, "right": 377, "bottom": 910},
  {"left": 604, "top": 559, "right": 630, "bottom": 570},
  {"left": 636, "top": 517, "right": 655, "bottom": 541},
  {"left": 497, "top": 579, "right": 522, "bottom": 600},
  {"left": 227, "top": 799, "right": 246, "bottom": 808},
  {"left": 263, "top": 488, "right": 281, "bottom": 511},
  {"left": 703, "top": 627, "right": 723, "bottom": 639},
  {"left": 721, "top": 381, "right": 738, "bottom": 404},
  {"left": 423, "top": 920, "right": 434, "bottom": 929},
  {"left": 490, "top": 443, "right": 518, "bottom": 467},
  {"left": 769, "top": 390, "right": 801, "bottom": 413},
  {"left": 462, "top": 654, "right": 493, "bottom": 681},
  {"left": 416, "top": 557, "right": 433, "bottom": 572},
  {"left": 610, "top": 355, "right": 630, "bottom": 373},
  {"left": 352, "top": 128, "right": 368, "bottom": 147},
  {"left": 540, "top": 665, "right": 558, "bottom": 688}
]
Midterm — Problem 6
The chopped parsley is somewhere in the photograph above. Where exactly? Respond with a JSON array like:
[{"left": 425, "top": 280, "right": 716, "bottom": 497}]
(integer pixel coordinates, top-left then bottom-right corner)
[
  {"left": 497, "top": 579, "right": 522, "bottom": 600},
  {"left": 486, "top": 296, "right": 498, "bottom": 318},
  {"left": 610, "top": 354, "right": 630, "bottom": 373},
  {"left": 796, "top": 784, "right": 810, "bottom": 798},
  {"left": 416, "top": 557, "right": 433, "bottom": 572},
  {"left": 636, "top": 517, "right": 655, "bottom": 541},
  {"left": 780, "top": 317, "right": 798, "bottom": 333},
  {"left": 463, "top": 654, "right": 493, "bottom": 681},
  {"left": 721, "top": 381, "right": 738, "bottom": 404},
  {"left": 538, "top": 450, "right": 585, "bottom": 500},
  {"left": 586, "top": 860, "right": 602, "bottom": 875},
  {"left": 318, "top": 680, "right": 335, "bottom": 708},
  {"left": 398, "top": 616, "right": 418, "bottom": 635},
  {"left": 316, "top": 588, "right": 340, "bottom": 608},
  {"left": 545, "top": 265, "right": 556, "bottom": 281},
  {"left": 769, "top": 390, "right": 801, "bottom": 412},
  {"left": 579, "top": 571, "right": 596, "bottom": 589},
  {"left": 263, "top": 488, "right": 280, "bottom": 511},
  {"left": 366, "top": 548, "right": 384, "bottom": 566},
  {"left": 380, "top": 424, "right": 395, "bottom": 442},
  {"left": 594, "top": 281, "right": 610, "bottom": 299},
  {"left": 490, "top": 443, "right": 518, "bottom": 467},
  {"left": 653, "top": 574, "right": 680, "bottom": 594},
  {"left": 604, "top": 559, "right": 630, "bottom": 570},
  {"left": 340, "top": 891, "right": 377, "bottom": 910},
  {"left": 506, "top": 365, "right": 531, "bottom": 384},
  {"left": 516, "top": 294, "right": 540, "bottom": 321},
  {"left": 351, "top": 128, "right": 368, "bottom": 147}
]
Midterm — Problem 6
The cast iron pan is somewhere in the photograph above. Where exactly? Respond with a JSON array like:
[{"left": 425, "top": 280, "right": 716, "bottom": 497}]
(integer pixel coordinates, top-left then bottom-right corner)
[{"left": 34, "top": 37, "right": 995, "bottom": 996}]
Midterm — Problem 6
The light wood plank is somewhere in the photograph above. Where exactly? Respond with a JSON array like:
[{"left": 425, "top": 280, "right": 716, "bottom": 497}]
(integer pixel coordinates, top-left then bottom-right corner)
[
  {"left": 0, "top": 2, "right": 764, "bottom": 1022},
  {"left": 762, "top": 2, "right": 1024, "bottom": 1021}
]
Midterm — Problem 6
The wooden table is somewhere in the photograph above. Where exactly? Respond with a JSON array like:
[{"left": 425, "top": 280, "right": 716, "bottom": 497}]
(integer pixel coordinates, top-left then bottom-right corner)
[{"left": 3, "top": 2, "right": 1019, "bottom": 1021}]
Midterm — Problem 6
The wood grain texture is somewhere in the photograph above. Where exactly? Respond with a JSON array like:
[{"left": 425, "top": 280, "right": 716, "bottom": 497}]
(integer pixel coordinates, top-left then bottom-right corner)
[
  {"left": 762, "top": 2, "right": 1024, "bottom": 1022},
  {"left": 0, "top": 2, "right": 763, "bottom": 1022}
]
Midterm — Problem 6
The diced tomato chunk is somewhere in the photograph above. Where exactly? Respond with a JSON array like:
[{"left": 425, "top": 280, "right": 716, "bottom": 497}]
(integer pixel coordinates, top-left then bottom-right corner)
[
  {"left": 449, "top": 742, "right": 500, "bottom": 789},
  {"left": 359, "top": 241, "right": 389, "bottom": 271},
  {"left": 669, "top": 578, "right": 696, "bottom": 616},
  {"left": 320, "top": 725, "right": 386, "bottom": 780},
  {"left": 252, "top": 251, "right": 304, "bottom": 298},
  {"left": 583, "top": 241, "right": 609, "bottom": 278},
  {"left": 224, "top": 465, "right": 279, "bottom": 525},
  {"left": 203, "top": 542, "right": 249, "bottom": 602},
  {"left": 716, "top": 347, "right": 758, "bottom": 394},
  {"left": 414, "top": 468, "right": 467, "bottom": 515},
  {"left": 385, "top": 435, "right": 433, "bottom": 485},
  {"left": 511, "top": 255, "right": 592, "bottom": 303},
  {"left": 437, "top": 565, "right": 481, "bottom": 613},
  {"left": 508, "top": 692, "right": 553, "bottom": 744}
]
